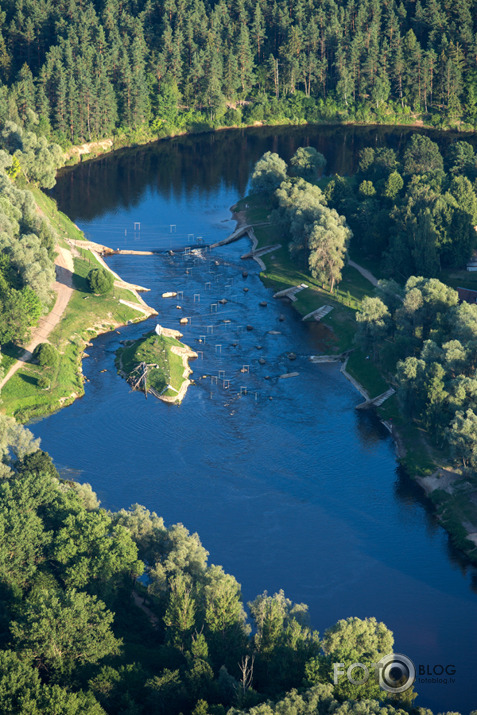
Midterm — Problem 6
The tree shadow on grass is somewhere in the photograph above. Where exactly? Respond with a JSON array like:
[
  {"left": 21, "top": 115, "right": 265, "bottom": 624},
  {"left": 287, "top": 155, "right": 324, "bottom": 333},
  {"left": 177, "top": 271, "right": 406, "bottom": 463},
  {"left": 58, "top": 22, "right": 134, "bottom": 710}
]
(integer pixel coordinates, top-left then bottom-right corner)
[
  {"left": 72, "top": 272, "right": 90, "bottom": 292},
  {"left": 2, "top": 342, "right": 24, "bottom": 360},
  {"left": 18, "top": 373, "right": 38, "bottom": 386}
]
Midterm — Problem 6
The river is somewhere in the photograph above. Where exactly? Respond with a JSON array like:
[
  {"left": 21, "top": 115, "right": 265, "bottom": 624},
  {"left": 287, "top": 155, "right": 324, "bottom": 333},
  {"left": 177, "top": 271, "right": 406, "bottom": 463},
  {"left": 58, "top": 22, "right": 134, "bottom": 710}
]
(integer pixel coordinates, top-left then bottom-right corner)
[{"left": 35, "top": 125, "right": 477, "bottom": 713}]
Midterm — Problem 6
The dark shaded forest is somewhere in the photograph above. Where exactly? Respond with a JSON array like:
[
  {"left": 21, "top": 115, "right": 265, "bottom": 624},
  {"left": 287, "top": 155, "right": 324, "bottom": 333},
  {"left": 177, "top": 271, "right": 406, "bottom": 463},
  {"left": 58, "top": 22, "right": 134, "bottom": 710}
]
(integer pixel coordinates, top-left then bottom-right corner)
[{"left": 0, "top": 0, "right": 476, "bottom": 145}]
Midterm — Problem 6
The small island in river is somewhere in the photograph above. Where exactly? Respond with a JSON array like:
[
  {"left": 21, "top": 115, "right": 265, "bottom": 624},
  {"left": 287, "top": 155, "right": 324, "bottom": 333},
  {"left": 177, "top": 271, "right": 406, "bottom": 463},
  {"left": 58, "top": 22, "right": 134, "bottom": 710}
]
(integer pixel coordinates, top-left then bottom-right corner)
[{"left": 116, "top": 327, "right": 197, "bottom": 404}]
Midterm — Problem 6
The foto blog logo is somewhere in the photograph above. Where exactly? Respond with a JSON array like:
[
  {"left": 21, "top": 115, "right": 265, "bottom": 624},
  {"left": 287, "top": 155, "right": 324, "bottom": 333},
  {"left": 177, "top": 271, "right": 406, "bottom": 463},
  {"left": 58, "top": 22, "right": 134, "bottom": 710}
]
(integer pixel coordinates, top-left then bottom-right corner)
[{"left": 333, "top": 653, "right": 416, "bottom": 694}]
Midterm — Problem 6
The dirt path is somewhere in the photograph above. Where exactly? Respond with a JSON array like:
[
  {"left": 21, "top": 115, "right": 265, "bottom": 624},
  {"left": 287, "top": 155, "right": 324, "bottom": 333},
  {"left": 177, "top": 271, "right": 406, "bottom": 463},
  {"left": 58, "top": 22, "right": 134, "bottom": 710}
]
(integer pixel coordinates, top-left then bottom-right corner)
[
  {"left": 347, "top": 258, "right": 378, "bottom": 287},
  {"left": 0, "top": 246, "right": 74, "bottom": 390}
]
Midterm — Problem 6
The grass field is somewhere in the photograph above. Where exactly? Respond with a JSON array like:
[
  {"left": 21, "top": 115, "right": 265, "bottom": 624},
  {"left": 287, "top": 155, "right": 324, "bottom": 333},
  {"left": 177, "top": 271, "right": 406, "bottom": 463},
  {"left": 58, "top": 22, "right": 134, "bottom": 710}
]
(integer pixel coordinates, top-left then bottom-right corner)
[
  {"left": 345, "top": 349, "right": 389, "bottom": 399},
  {"left": 440, "top": 266, "right": 477, "bottom": 292},
  {"left": 117, "top": 333, "right": 186, "bottom": 400},
  {"left": 0, "top": 192, "right": 150, "bottom": 422}
]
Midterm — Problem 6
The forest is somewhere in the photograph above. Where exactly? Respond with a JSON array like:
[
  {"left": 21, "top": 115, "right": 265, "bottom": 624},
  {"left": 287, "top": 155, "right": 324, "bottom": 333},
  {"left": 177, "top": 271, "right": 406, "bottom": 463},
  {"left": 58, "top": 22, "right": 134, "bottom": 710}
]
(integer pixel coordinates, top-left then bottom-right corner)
[
  {"left": 357, "top": 276, "right": 477, "bottom": 477},
  {"left": 0, "top": 416, "right": 471, "bottom": 714},
  {"left": 325, "top": 134, "right": 477, "bottom": 278},
  {"left": 1, "top": 0, "right": 477, "bottom": 712},
  {"left": 248, "top": 134, "right": 477, "bottom": 289},
  {"left": 0, "top": 0, "right": 476, "bottom": 148}
]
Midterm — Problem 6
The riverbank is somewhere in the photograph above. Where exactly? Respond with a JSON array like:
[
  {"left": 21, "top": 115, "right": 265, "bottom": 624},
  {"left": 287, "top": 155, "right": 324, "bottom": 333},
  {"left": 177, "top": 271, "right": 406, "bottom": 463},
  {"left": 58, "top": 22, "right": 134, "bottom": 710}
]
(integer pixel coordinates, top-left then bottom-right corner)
[
  {"left": 0, "top": 188, "right": 157, "bottom": 423},
  {"left": 232, "top": 193, "right": 390, "bottom": 391},
  {"left": 116, "top": 328, "right": 197, "bottom": 405},
  {"left": 62, "top": 113, "right": 476, "bottom": 168},
  {"left": 234, "top": 192, "right": 477, "bottom": 565}
]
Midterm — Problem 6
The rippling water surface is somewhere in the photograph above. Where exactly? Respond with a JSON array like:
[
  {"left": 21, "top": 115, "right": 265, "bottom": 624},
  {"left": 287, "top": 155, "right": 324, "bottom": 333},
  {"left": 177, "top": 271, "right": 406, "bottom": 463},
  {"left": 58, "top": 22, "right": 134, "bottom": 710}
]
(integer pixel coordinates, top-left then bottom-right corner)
[{"left": 33, "top": 126, "right": 477, "bottom": 712}]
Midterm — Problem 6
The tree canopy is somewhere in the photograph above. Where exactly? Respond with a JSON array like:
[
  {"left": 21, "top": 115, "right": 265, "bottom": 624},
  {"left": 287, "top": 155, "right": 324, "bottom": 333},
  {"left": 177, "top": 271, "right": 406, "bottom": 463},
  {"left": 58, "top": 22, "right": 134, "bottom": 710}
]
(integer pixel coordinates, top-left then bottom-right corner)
[
  {"left": 88, "top": 267, "right": 114, "bottom": 295},
  {"left": 0, "top": 424, "right": 443, "bottom": 715},
  {"left": 250, "top": 152, "right": 288, "bottom": 194},
  {"left": 356, "top": 276, "right": 477, "bottom": 478},
  {"left": 325, "top": 135, "right": 477, "bottom": 280},
  {"left": 0, "top": 148, "right": 57, "bottom": 346}
]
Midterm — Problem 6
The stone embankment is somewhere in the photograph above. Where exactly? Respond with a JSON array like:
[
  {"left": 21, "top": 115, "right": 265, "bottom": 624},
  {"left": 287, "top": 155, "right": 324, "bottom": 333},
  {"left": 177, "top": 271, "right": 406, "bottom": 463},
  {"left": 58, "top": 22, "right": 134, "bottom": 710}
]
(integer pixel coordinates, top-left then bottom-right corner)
[
  {"left": 273, "top": 284, "right": 308, "bottom": 301},
  {"left": 69, "top": 239, "right": 158, "bottom": 317},
  {"left": 302, "top": 305, "right": 334, "bottom": 322}
]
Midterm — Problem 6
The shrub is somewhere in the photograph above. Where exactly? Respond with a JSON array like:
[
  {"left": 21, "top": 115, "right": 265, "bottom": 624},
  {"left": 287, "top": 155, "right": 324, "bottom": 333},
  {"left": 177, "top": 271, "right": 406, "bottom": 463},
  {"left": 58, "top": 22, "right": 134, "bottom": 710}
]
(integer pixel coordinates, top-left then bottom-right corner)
[
  {"left": 35, "top": 342, "right": 58, "bottom": 369},
  {"left": 222, "top": 108, "right": 242, "bottom": 126},
  {"left": 88, "top": 267, "right": 114, "bottom": 295},
  {"left": 37, "top": 375, "right": 50, "bottom": 389}
]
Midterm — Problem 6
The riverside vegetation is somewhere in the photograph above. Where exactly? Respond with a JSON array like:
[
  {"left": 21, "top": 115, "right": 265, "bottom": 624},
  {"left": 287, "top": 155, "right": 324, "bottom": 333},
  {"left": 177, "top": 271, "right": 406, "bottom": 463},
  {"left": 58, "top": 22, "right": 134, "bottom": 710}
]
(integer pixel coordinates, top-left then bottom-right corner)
[
  {"left": 0, "top": 120, "right": 155, "bottom": 422},
  {"left": 2, "top": 420, "right": 476, "bottom": 715},
  {"left": 0, "top": 0, "right": 477, "bottom": 712},
  {"left": 240, "top": 135, "right": 477, "bottom": 563},
  {"left": 1, "top": 116, "right": 476, "bottom": 715}
]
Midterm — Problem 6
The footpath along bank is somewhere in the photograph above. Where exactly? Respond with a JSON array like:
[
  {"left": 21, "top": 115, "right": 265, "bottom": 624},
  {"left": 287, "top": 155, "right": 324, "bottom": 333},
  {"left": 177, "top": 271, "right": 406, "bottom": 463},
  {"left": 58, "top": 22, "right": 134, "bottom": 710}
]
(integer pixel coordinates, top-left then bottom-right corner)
[
  {"left": 231, "top": 191, "right": 477, "bottom": 566},
  {"left": 0, "top": 189, "right": 195, "bottom": 421}
]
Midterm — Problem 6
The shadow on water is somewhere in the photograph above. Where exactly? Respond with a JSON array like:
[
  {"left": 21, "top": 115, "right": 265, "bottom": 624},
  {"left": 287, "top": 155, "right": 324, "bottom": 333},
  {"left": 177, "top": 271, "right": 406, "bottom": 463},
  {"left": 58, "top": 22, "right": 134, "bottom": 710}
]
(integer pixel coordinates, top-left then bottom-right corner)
[
  {"left": 54, "top": 125, "right": 477, "bottom": 223},
  {"left": 395, "top": 465, "right": 477, "bottom": 591},
  {"left": 355, "top": 408, "right": 390, "bottom": 450}
]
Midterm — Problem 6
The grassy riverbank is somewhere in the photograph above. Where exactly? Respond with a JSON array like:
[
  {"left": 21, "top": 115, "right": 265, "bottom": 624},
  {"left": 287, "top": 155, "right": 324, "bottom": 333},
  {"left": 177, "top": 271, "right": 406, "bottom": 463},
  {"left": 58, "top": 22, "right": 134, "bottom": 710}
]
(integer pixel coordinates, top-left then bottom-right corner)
[
  {"left": 234, "top": 192, "right": 389, "bottom": 395},
  {"left": 0, "top": 189, "right": 155, "bottom": 423},
  {"left": 236, "top": 191, "right": 477, "bottom": 565},
  {"left": 116, "top": 331, "right": 196, "bottom": 404}
]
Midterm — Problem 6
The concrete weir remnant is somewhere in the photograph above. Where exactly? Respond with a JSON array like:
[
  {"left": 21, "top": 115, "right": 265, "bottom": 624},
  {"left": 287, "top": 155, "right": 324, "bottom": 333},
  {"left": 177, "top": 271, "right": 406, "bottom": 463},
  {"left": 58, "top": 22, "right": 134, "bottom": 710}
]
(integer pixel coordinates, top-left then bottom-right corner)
[
  {"left": 273, "top": 284, "right": 308, "bottom": 302},
  {"left": 302, "top": 305, "right": 334, "bottom": 322},
  {"left": 355, "top": 387, "right": 396, "bottom": 410}
]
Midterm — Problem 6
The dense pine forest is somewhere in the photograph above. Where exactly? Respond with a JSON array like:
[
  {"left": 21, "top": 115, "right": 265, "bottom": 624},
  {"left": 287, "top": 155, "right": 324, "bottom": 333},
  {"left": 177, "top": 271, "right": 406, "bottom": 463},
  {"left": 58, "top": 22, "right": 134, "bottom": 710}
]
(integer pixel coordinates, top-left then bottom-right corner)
[{"left": 0, "top": 0, "right": 476, "bottom": 146}]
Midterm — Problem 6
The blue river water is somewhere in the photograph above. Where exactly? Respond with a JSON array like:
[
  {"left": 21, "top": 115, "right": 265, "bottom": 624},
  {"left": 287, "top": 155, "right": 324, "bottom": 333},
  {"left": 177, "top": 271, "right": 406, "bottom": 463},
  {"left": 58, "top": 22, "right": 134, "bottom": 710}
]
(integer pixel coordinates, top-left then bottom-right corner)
[{"left": 33, "top": 126, "right": 477, "bottom": 712}]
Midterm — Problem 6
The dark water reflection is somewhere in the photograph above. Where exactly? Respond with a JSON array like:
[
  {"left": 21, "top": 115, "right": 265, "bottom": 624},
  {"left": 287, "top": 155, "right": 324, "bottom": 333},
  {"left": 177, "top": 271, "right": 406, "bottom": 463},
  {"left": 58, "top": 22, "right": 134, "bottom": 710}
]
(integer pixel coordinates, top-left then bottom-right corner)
[
  {"left": 55, "top": 124, "right": 477, "bottom": 223},
  {"left": 37, "top": 126, "right": 477, "bottom": 713}
]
